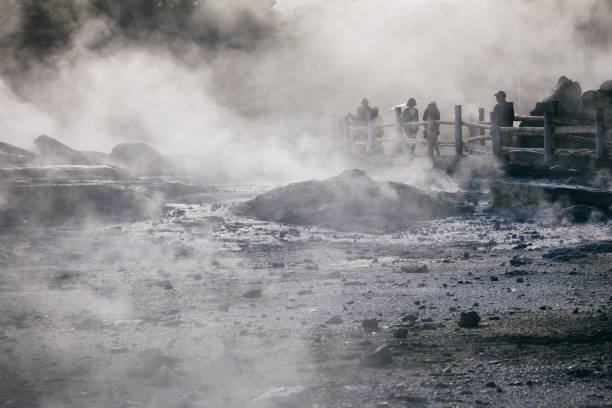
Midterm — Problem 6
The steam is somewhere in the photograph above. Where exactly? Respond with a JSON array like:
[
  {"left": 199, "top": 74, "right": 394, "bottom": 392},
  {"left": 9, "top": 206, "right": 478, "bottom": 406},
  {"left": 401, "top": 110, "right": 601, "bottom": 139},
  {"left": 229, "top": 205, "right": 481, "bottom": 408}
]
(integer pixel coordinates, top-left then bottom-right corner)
[{"left": 1, "top": 0, "right": 611, "bottom": 182}]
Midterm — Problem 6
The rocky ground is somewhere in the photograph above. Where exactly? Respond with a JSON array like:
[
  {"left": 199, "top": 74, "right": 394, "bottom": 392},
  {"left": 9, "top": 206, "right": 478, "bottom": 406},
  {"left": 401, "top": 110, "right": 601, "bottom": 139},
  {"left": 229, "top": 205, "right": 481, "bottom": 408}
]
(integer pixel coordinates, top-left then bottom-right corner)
[{"left": 0, "top": 161, "right": 611, "bottom": 408}]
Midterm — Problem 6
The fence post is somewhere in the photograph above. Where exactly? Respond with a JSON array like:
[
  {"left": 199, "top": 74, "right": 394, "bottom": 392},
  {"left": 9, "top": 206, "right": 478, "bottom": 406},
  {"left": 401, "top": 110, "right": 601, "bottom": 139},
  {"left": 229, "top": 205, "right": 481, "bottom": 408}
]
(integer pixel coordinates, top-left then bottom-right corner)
[
  {"left": 479, "top": 107, "right": 485, "bottom": 145},
  {"left": 454, "top": 105, "right": 463, "bottom": 156},
  {"left": 490, "top": 112, "right": 501, "bottom": 158},
  {"left": 342, "top": 117, "right": 351, "bottom": 154},
  {"left": 394, "top": 106, "right": 403, "bottom": 154},
  {"left": 366, "top": 110, "right": 374, "bottom": 154},
  {"left": 543, "top": 110, "right": 554, "bottom": 165},
  {"left": 427, "top": 119, "right": 434, "bottom": 157},
  {"left": 595, "top": 107, "right": 606, "bottom": 161}
]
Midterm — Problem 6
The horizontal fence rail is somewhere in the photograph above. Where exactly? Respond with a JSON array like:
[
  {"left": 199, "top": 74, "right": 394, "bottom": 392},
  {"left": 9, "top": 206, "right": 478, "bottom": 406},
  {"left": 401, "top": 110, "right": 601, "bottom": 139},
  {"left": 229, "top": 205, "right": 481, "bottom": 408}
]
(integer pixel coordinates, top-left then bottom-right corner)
[{"left": 341, "top": 104, "right": 609, "bottom": 164}]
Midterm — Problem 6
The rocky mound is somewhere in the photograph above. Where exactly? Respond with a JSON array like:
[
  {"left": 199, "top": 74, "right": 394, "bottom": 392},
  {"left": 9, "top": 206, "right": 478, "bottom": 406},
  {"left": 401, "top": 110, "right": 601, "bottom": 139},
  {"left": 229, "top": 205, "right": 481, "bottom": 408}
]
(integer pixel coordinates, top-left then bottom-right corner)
[
  {"left": 34, "top": 135, "right": 90, "bottom": 165},
  {"left": 235, "top": 169, "right": 471, "bottom": 233},
  {"left": 110, "top": 143, "right": 165, "bottom": 176},
  {"left": 0, "top": 141, "right": 37, "bottom": 166}
]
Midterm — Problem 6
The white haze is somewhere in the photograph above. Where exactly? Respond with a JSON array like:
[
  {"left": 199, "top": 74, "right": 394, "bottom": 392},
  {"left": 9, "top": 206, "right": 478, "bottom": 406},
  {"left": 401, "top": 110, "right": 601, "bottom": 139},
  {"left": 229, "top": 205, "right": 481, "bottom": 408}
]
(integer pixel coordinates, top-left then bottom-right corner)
[{"left": 0, "top": 0, "right": 611, "bottom": 183}]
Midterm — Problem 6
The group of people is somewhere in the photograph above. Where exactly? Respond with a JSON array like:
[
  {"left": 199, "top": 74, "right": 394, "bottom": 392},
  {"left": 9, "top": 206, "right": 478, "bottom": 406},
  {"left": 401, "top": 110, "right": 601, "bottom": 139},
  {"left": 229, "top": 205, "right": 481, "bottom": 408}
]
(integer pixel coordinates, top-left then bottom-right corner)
[{"left": 345, "top": 91, "right": 515, "bottom": 155}]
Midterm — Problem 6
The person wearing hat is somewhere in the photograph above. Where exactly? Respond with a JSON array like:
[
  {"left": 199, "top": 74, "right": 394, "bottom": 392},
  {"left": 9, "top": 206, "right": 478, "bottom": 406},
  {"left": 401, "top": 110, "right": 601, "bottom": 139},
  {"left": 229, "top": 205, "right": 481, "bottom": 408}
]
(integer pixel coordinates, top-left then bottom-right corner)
[
  {"left": 401, "top": 98, "right": 419, "bottom": 154},
  {"left": 492, "top": 91, "right": 515, "bottom": 147}
]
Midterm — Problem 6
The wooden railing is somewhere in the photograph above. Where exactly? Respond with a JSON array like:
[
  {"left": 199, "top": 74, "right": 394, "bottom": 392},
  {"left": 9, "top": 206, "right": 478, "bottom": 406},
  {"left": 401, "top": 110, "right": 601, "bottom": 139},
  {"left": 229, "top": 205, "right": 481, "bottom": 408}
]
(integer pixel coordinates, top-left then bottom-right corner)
[{"left": 341, "top": 105, "right": 609, "bottom": 165}]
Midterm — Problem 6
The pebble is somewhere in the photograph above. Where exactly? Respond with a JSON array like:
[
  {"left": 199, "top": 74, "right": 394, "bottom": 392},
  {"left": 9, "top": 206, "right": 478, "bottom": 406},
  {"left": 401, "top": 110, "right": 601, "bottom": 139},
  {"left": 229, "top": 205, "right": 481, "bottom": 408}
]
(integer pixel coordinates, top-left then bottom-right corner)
[{"left": 458, "top": 311, "right": 481, "bottom": 328}]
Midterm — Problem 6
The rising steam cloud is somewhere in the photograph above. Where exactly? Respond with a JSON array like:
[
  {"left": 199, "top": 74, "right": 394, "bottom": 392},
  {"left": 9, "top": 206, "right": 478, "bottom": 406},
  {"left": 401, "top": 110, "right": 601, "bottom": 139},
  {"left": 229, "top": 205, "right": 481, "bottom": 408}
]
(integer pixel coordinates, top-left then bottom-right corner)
[{"left": 1, "top": 0, "right": 611, "bottom": 181}]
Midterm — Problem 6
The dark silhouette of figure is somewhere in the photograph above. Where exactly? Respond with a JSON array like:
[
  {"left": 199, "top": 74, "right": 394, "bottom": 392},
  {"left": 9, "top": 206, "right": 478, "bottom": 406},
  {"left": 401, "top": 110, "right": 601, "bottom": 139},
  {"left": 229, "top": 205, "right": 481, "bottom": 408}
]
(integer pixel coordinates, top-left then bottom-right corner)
[
  {"left": 423, "top": 102, "right": 441, "bottom": 156},
  {"left": 401, "top": 98, "right": 419, "bottom": 154},
  {"left": 492, "top": 91, "right": 515, "bottom": 147}
]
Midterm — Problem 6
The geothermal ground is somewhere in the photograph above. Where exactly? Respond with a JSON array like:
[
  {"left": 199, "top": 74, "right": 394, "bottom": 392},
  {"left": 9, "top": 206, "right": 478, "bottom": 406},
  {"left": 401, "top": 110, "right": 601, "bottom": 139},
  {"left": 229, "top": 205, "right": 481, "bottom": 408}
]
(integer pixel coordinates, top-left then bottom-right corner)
[{"left": 0, "top": 161, "right": 611, "bottom": 408}]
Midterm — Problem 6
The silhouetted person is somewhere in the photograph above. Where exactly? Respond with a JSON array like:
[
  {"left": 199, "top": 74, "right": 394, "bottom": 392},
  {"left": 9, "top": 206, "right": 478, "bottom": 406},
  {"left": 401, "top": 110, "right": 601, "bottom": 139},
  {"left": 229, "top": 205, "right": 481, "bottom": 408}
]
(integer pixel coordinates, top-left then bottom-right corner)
[
  {"left": 401, "top": 98, "right": 419, "bottom": 154},
  {"left": 492, "top": 91, "right": 515, "bottom": 147},
  {"left": 346, "top": 98, "right": 384, "bottom": 151},
  {"left": 423, "top": 102, "right": 441, "bottom": 156},
  {"left": 348, "top": 98, "right": 377, "bottom": 125}
]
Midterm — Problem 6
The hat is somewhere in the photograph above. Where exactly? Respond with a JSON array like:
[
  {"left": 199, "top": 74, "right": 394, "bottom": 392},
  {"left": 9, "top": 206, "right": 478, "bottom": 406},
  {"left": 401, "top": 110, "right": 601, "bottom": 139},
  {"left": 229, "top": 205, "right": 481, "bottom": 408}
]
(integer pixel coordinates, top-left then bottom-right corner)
[{"left": 494, "top": 90, "right": 507, "bottom": 97}]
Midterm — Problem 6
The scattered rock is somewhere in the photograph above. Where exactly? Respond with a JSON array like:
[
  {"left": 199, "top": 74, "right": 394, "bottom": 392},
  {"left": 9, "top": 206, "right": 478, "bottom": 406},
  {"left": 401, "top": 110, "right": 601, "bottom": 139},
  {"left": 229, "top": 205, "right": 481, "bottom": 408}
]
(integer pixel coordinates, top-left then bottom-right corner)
[
  {"left": 509, "top": 256, "right": 532, "bottom": 266},
  {"left": 458, "top": 311, "right": 481, "bottom": 328},
  {"left": 243, "top": 289, "right": 262, "bottom": 299},
  {"left": 543, "top": 241, "right": 612, "bottom": 262},
  {"left": 326, "top": 316, "right": 343, "bottom": 325},
  {"left": 392, "top": 327, "right": 409, "bottom": 338},
  {"left": 360, "top": 344, "right": 393, "bottom": 367},
  {"left": 505, "top": 269, "right": 529, "bottom": 276},
  {"left": 400, "top": 264, "right": 428, "bottom": 274},
  {"left": 361, "top": 319, "right": 379, "bottom": 331},
  {"left": 400, "top": 314, "right": 418, "bottom": 323}
]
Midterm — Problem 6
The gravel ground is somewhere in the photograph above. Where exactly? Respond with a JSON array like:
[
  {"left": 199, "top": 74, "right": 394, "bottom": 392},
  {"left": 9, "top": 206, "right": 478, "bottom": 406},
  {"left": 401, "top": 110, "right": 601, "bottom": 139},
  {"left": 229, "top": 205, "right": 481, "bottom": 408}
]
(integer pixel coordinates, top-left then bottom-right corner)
[{"left": 0, "top": 186, "right": 611, "bottom": 408}]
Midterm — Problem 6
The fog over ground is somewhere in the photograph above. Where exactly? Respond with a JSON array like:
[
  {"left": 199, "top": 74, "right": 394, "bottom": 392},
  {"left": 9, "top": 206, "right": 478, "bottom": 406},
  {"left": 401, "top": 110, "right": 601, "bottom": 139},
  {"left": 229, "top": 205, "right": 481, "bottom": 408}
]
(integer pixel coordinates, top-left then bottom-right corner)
[{"left": 1, "top": 0, "right": 611, "bottom": 181}]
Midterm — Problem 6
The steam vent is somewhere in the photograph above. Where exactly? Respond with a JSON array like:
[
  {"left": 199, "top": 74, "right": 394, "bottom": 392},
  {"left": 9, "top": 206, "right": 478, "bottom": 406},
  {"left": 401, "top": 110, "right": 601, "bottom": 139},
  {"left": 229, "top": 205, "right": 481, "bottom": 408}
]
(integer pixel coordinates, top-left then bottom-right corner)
[{"left": 0, "top": 1, "right": 611, "bottom": 407}]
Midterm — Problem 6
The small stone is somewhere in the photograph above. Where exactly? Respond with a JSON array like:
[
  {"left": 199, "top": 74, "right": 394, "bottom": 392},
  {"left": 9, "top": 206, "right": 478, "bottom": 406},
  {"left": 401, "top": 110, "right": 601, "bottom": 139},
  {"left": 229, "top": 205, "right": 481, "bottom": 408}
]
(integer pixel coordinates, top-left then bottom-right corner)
[
  {"left": 400, "top": 265, "right": 428, "bottom": 273},
  {"left": 516, "top": 277, "right": 524, "bottom": 283},
  {"left": 572, "top": 308, "right": 579, "bottom": 314},
  {"left": 485, "top": 381, "right": 497, "bottom": 388},
  {"left": 362, "top": 319, "right": 379, "bottom": 331},
  {"left": 400, "top": 313, "right": 418, "bottom": 323},
  {"left": 360, "top": 344, "right": 393, "bottom": 367},
  {"left": 243, "top": 289, "right": 262, "bottom": 299},
  {"left": 490, "top": 276, "right": 499, "bottom": 281},
  {"left": 326, "top": 316, "right": 343, "bottom": 325},
  {"left": 392, "top": 327, "right": 408, "bottom": 338},
  {"left": 458, "top": 311, "right": 481, "bottom": 328}
]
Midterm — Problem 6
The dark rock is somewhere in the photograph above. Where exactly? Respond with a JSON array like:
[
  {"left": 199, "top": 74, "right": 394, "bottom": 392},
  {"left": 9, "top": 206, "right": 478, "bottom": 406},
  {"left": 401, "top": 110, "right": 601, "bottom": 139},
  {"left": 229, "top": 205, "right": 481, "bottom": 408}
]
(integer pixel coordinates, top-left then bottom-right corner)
[
  {"left": 34, "top": 135, "right": 90, "bottom": 165},
  {"left": 243, "top": 289, "right": 262, "bottom": 299},
  {"left": 486, "top": 381, "right": 497, "bottom": 388},
  {"left": 361, "top": 319, "right": 379, "bottom": 331},
  {"left": 392, "top": 327, "right": 409, "bottom": 338},
  {"left": 559, "top": 205, "right": 605, "bottom": 224},
  {"left": 400, "top": 313, "right": 418, "bottom": 323},
  {"left": 110, "top": 142, "right": 165, "bottom": 176},
  {"left": 458, "top": 311, "right": 481, "bottom": 328},
  {"left": 505, "top": 269, "right": 529, "bottom": 276},
  {"left": 490, "top": 276, "right": 499, "bottom": 281},
  {"left": 516, "top": 277, "right": 524, "bottom": 283},
  {"left": 235, "top": 169, "right": 472, "bottom": 233},
  {"left": 400, "top": 264, "right": 428, "bottom": 273},
  {"left": 543, "top": 241, "right": 612, "bottom": 262},
  {"left": 360, "top": 344, "right": 393, "bottom": 367},
  {"left": 509, "top": 256, "right": 532, "bottom": 266},
  {"left": 326, "top": 316, "right": 343, "bottom": 325}
]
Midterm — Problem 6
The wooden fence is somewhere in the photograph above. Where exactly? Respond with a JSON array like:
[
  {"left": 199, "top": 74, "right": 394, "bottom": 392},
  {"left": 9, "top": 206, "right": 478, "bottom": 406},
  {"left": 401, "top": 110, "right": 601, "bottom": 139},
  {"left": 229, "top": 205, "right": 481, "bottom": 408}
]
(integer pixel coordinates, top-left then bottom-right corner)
[{"left": 341, "top": 105, "right": 609, "bottom": 165}]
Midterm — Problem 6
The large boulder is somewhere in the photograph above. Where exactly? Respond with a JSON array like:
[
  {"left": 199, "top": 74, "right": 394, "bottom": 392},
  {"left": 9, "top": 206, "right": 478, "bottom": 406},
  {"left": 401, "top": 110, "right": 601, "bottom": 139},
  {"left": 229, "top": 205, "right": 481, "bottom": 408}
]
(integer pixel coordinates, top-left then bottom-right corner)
[
  {"left": 33, "top": 135, "right": 90, "bottom": 165},
  {"left": 110, "top": 143, "right": 165, "bottom": 176},
  {"left": 235, "top": 169, "right": 471, "bottom": 233}
]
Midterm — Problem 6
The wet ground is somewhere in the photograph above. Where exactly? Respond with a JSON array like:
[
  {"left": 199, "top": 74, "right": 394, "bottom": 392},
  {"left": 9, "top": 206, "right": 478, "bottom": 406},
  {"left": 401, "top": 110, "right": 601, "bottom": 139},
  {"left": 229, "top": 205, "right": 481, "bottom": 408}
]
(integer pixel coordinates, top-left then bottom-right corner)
[{"left": 0, "top": 178, "right": 611, "bottom": 408}]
